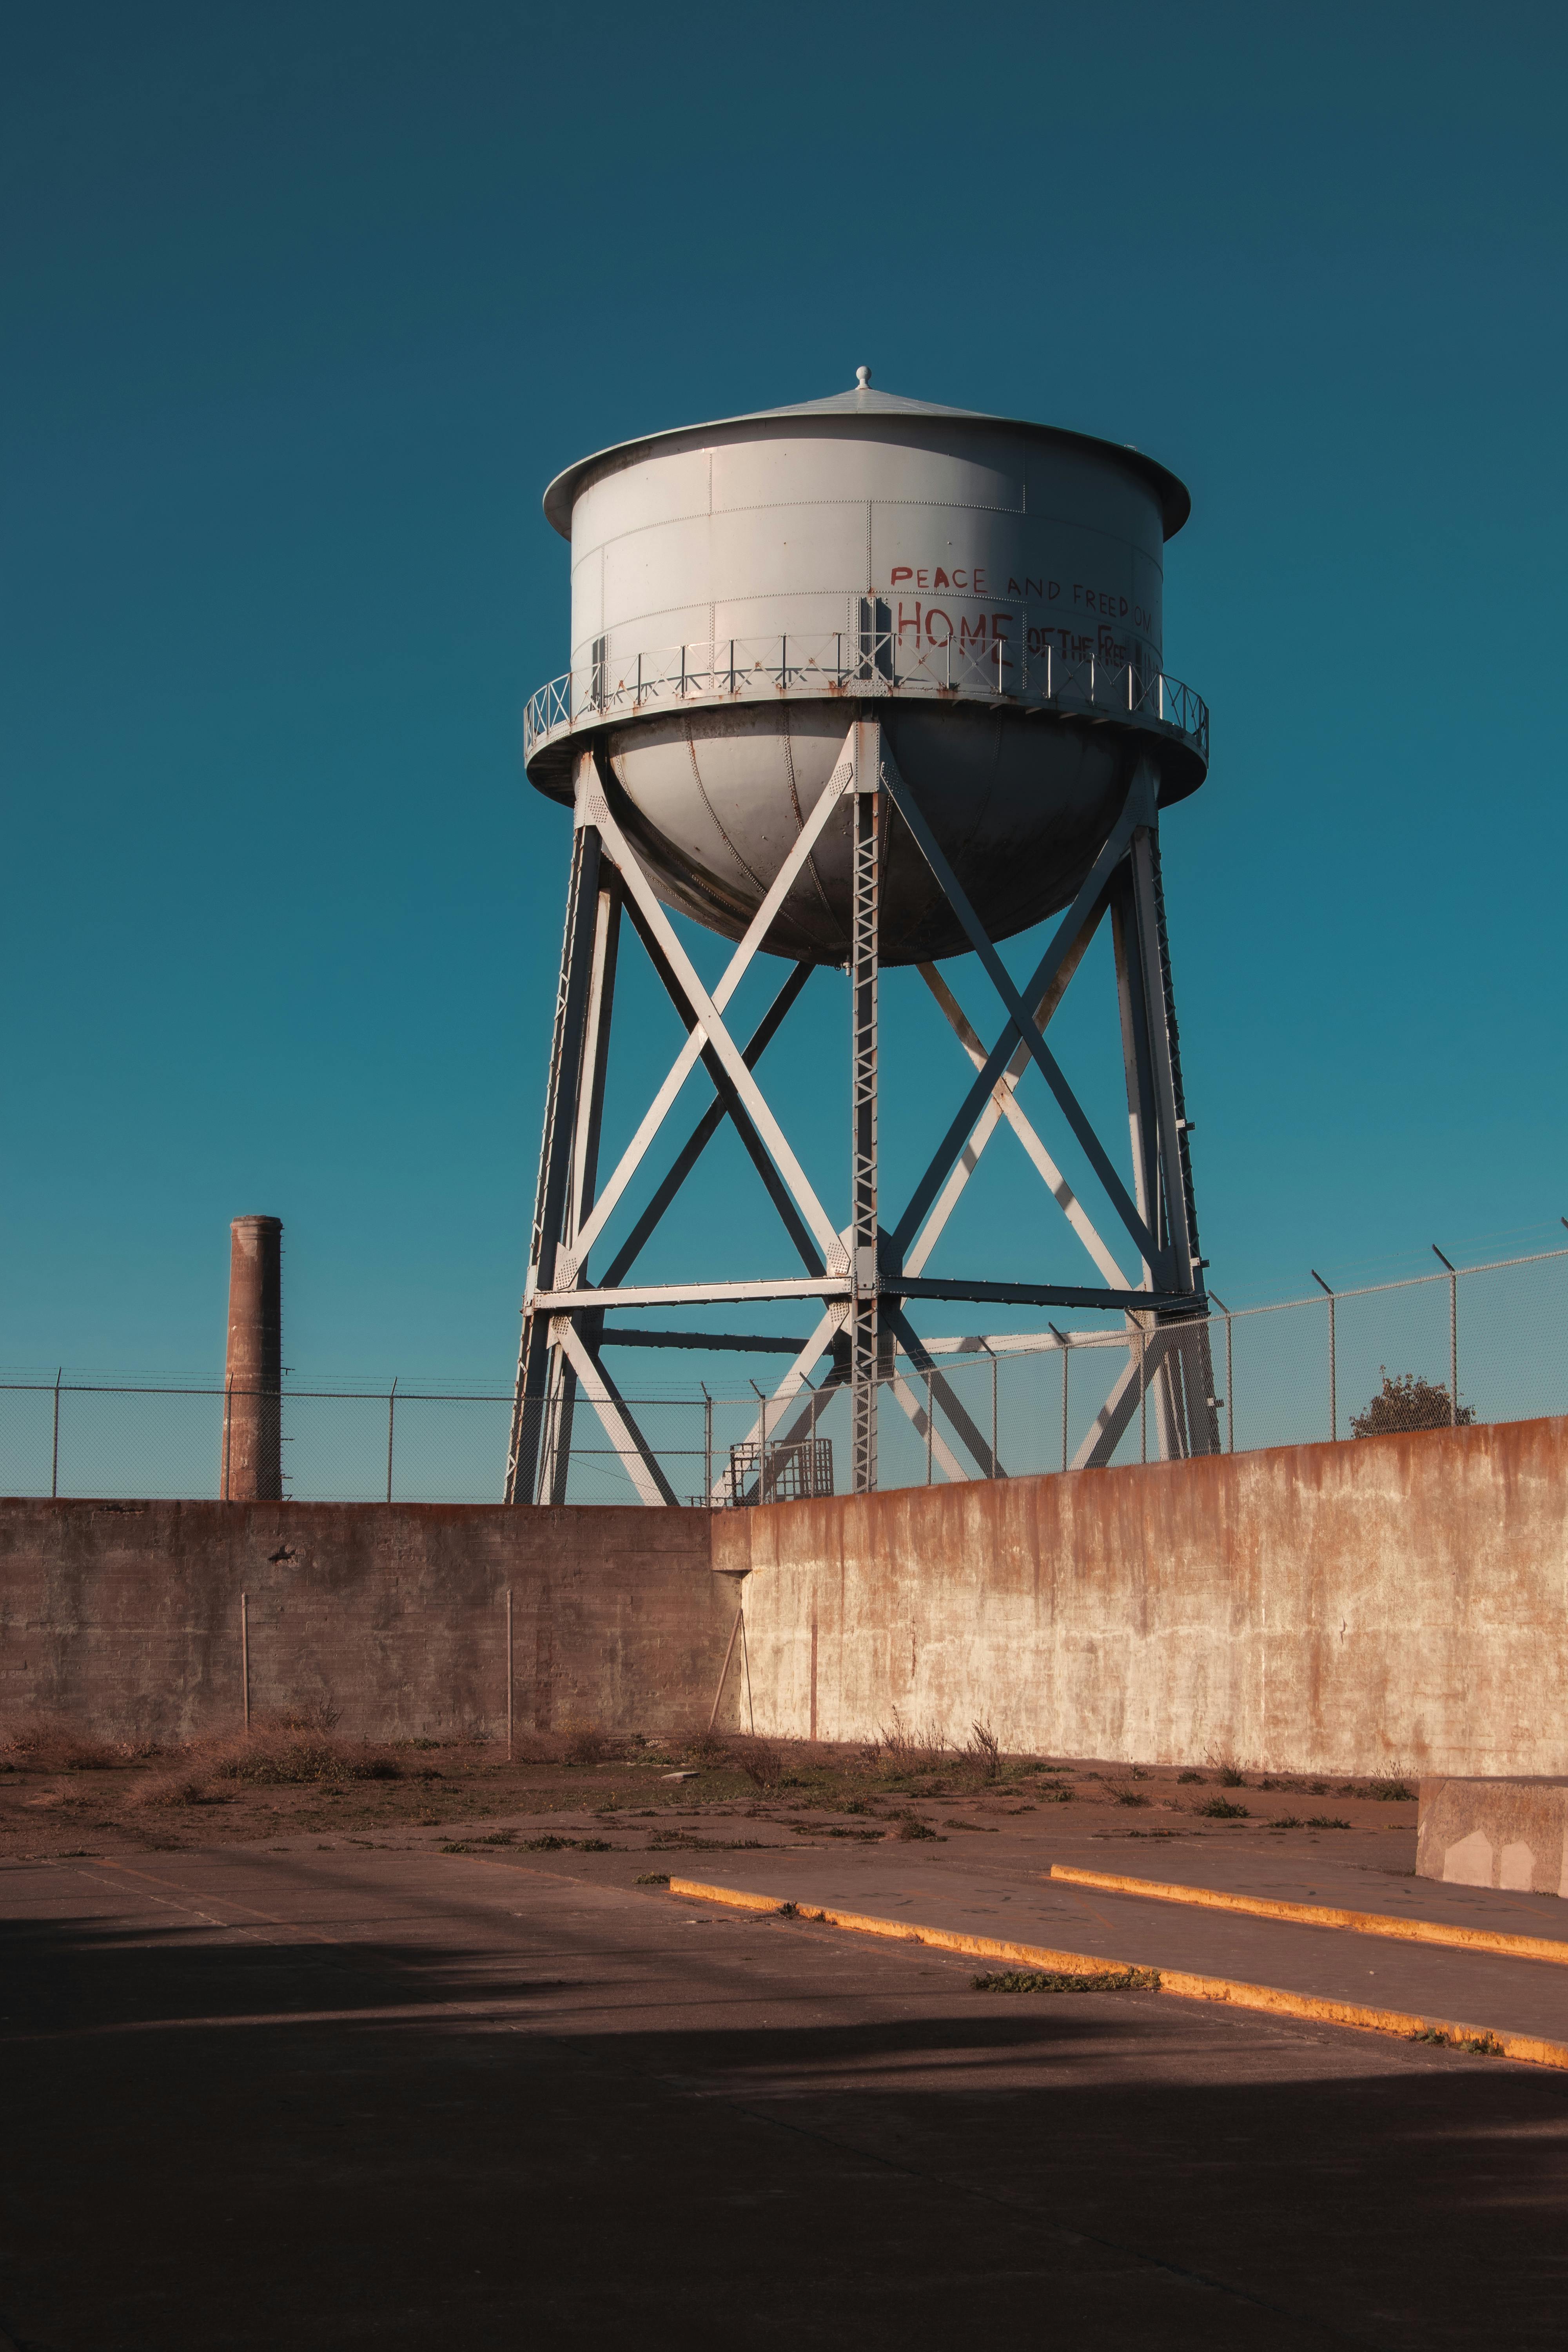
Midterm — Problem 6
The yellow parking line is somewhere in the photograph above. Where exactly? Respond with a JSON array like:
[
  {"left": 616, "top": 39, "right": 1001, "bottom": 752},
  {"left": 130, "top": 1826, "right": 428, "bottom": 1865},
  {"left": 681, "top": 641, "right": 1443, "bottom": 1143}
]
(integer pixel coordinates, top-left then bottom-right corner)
[
  {"left": 1047, "top": 1864, "right": 1568, "bottom": 1965},
  {"left": 667, "top": 1877, "right": 1568, "bottom": 2072}
]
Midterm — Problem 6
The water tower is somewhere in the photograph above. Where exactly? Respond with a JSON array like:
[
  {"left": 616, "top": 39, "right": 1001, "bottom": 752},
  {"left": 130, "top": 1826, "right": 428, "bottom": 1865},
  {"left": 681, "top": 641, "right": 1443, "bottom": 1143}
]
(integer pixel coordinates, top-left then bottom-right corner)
[{"left": 507, "top": 371, "right": 1218, "bottom": 1505}]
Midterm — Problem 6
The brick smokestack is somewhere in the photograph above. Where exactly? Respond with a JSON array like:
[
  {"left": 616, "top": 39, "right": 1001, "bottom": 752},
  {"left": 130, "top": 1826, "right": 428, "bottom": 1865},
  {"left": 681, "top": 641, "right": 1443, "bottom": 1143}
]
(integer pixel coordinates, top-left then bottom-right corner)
[{"left": 222, "top": 1215, "right": 283, "bottom": 1501}]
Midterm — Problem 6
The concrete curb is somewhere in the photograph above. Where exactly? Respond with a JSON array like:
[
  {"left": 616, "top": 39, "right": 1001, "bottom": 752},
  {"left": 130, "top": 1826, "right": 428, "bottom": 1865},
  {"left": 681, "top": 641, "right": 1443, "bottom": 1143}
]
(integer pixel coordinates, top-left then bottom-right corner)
[
  {"left": 668, "top": 1876, "right": 1568, "bottom": 2072},
  {"left": 1048, "top": 1864, "right": 1568, "bottom": 1965}
]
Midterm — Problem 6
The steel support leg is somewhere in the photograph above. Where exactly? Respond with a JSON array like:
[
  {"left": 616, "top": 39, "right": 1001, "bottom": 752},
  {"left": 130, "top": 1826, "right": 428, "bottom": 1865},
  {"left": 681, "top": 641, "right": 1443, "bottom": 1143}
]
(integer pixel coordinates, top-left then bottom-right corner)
[
  {"left": 1104, "top": 820, "right": 1220, "bottom": 1461},
  {"left": 506, "top": 793, "right": 604, "bottom": 1503},
  {"left": 850, "top": 719, "right": 881, "bottom": 1494}
]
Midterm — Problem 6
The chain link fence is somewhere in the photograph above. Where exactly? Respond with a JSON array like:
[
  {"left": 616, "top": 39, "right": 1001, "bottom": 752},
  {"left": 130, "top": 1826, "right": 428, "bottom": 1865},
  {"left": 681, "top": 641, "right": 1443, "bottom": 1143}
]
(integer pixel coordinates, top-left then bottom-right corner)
[{"left": 5, "top": 1247, "right": 1566, "bottom": 1507}]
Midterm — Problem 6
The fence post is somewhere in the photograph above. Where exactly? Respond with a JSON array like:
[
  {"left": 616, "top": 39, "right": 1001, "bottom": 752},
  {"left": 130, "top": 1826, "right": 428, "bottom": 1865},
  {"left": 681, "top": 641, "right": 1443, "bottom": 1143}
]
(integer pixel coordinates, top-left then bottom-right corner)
[
  {"left": 1210, "top": 1294, "right": 1235, "bottom": 1454},
  {"left": 926, "top": 1368, "right": 934, "bottom": 1484},
  {"left": 1227, "top": 1310, "right": 1234, "bottom": 1453},
  {"left": 51, "top": 1367, "right": 61, "bottom": 1499},
  {"left": 1311, "top": 1272, "right": 1337, "bottom": 1439},
  {"left": 1432, "top": 1246, "right": 1459, "bottom": 1424},
  {"left": 240, "top": 1590, "right": 250, "bottom": 1732},
  {"left": 221, "top": 1374, "right": 232, "bottom": 1501},
  {"left": 991, "top": 1349, "right": 998, "bottom": 1482},
  {"left": 1140, "top": 1327, "right": 1148, "bottom": 1464},
  {"left": 506, "top": 1586, "right": 514, "bottom": 1761},
  {"left": 1049, "top": 1325, "right": 1069, "bottom": 1473},
  {"left": 702, "top": 1386, "right": 713, "bottom": 1505},
  {"left": 385, "top": 1377, "right": 397, "bottom": 1504}
]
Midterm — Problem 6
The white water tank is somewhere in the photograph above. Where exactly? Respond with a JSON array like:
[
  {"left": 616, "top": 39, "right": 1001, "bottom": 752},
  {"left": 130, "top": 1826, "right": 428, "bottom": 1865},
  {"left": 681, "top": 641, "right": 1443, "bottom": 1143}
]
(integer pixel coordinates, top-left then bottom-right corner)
[{"left": 524, "top": 372, "right": 1206, "bottom": 965}]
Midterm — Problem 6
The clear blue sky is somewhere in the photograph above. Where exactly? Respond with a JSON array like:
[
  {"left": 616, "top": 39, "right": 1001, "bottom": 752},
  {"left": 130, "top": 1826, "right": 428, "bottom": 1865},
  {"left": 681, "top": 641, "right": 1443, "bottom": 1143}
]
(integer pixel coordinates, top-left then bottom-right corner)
[{"left": 5, "top": 0, "right": 1566, "bottom": 1390}]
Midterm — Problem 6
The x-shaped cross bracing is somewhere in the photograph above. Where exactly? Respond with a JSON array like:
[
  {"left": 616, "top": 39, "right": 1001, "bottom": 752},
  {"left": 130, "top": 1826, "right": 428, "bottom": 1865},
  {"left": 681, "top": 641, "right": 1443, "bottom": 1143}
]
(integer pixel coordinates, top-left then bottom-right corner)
[{"left": 511, "top": 719, "right": 1214, "bottom": 1506}]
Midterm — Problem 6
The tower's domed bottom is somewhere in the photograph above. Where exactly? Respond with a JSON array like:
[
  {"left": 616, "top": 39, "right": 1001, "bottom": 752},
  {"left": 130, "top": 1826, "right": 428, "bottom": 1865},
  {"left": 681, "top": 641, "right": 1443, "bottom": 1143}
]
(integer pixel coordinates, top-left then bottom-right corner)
[{"left": 605, "top": 699, "right": 1165, "bottom": 967}]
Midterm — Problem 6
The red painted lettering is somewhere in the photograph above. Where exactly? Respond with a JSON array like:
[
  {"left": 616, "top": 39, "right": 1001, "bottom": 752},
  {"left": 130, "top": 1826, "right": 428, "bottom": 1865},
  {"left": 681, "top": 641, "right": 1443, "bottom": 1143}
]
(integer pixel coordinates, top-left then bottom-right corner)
[{"left": 891, "top": 566, "right": 913, "bottom": 587}]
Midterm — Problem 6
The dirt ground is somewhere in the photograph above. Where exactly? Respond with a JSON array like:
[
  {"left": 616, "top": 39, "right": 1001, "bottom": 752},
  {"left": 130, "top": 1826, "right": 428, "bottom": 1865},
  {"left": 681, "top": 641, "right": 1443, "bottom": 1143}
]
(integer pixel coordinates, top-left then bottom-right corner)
[{"left": 0, "top": 1717, "right": 1425, "bottom": 1867}]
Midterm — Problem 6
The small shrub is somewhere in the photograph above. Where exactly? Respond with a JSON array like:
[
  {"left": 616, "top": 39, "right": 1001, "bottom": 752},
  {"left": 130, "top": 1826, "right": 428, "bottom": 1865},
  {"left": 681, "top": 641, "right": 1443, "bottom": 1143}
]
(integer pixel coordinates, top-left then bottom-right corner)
[
  {"left": 636, "top": 1871, "right": 670, "bottom": 1886},
  {"left": 1408, "top": 2026, "right": 1504, "bottom": 2056},
  {"left": 1038, "top": 1785, "right": 1073, "bottom": 1804},
  {"left": 1217, "top": 1763, "right": 1247, "bottom": 1789},
  {"left": 678, "top": 1725, "right": 733, "bottom": 1769},
  {"left": 1305, "top": 1815, "right": 1351, "bottom": 1830},
  {"left": 129, "top": 1769, "right": 223, "bottom": 1809},
  {"left": 974, "top": 1966, "right": 1161, "bottom": 1994},
  {"left": 1114, "top": 1789, "right": 1151, "bottom": 1808},
  {"left": 208, "top": 1726, "right": 397, "bottom": 1786},
  {"left": 1269, "top": 1815, "right": 1304, "bottom": 1829},
  {"left": 1198, "top": 1797, "right": 1249, "bottom": 1819},
  {"left": 4, "top": 1719, "right": 129, "bottom": 1772},
  {"left": 562, "top": 1724, "right": 608, "bottom": 1767},
  {"left": 875, "top": 1713, "right": 949, "bottom": 1774},
  {"left": 891, "top": 1812, "right": 939, "bottom": 1842},
  {"left": 1352, "top": 1368, "right": 1474, "bottom": 1439},
  {"left": 1177, "top": 1769, "right": 1204, "bottom": 1784},
  {"left": 1368, "top": 1778, "right": 1414, "bottom": 1802},
  {"left": 965, "top": 1722, "right": 1002, "bottom": 1782},
  {"left": 730, "top": 1736, "right": 784, "bottom": 1791}
]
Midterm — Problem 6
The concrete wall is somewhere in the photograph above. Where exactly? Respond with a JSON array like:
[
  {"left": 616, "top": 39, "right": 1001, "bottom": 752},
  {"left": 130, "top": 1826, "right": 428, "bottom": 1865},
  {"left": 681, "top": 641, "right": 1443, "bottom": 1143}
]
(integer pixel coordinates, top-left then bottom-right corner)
[
  {"left": 0, "top": 1499, "right": 733, "bottom": 1744},
  {"left": 713, "top": 1417, "right": 1568, "bottom": 1777},
  {"left": 5, "top": 1417, "right": 1565, "bottom": 1772}
]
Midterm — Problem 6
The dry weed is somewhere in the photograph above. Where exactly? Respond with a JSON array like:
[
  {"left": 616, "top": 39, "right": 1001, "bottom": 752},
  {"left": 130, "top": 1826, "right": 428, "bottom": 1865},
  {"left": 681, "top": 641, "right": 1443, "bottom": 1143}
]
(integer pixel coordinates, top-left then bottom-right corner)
[
  {"left": 729, "top": 1736, "right": 783, "bottom": 1791},
  {"left": 561, "top": 1723, "right": 608, "bottom": 1767},
  {"left": 875, "top": 1713, "right": 950, "bottom": 1775},
  {"left": 3, "top": 1719, "right": 137, "bottom": 1772},
  {"left": 676, "top": 1724, "right": 733, "bottom": 1769}
]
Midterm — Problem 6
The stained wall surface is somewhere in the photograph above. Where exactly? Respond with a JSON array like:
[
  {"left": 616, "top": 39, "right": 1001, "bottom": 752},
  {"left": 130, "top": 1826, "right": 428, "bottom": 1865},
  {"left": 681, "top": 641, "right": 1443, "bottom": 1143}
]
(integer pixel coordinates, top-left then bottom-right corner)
[
  {"left": 0, "top": 1500, "right": 733, "bottom": 1744},
  {"left": 4, "top": 1418, "right": 1566, "bottom": 1773},
  {"left": 713, "top": 1417, "right": 1568, "bottom": 1777}
]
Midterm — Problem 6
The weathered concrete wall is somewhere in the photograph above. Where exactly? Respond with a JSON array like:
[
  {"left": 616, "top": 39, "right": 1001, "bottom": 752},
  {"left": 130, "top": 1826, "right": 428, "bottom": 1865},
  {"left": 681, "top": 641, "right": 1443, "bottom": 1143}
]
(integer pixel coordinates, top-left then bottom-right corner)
[
  {"left": 1417, "top": 1777, "right": 1568, "bottom": 1897},
  {"left": 714, "top": 1417, "right": 1568, "bottom": 1777},
  {"left": 0, "top": 1499, "right": 733, "bottom": 1744},
  {"left": 6, "top": 1418, "right": 1566, "bottom": 1771}
]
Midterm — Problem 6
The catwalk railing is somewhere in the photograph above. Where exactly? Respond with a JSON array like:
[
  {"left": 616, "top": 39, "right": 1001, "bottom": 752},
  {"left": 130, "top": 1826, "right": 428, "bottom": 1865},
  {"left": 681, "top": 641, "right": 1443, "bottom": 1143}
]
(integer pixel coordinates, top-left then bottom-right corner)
[
  {"left": 5, "top": 1246, "right": 1565, "bottom": 1506},
  {"left": 523, "top": 627, "right": 1209, "bottom": 766}
]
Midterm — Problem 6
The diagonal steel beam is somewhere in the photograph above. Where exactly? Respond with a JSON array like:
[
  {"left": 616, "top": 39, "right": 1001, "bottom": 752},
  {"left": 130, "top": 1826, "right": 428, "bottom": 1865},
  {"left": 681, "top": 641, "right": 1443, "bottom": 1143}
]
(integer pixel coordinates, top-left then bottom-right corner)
[
  {"left": 552, "top": 1316, "right": 677, "bottom": 1506},
  {"left": 880, "top": 751, "right": 1159, "bottom": 1272},
  {"left": 601, "top": 963, "right": 812, "bottom": 1287},
  {"left": 891, "top": 765, "right": 1157, "bottom": 1260},
  {"left": 570, "top": 744, "right": 852, "bottom": 1266},
  {"left": 905, "top": 904, "right": 1105, "bottom": 1277},
  {"left": 617, "top": 894, "right": 825, "bottom": 1277},
  {"left": 709, "top": 1304, "right": 848, "bottom": 1503},
  {"left": 888, "top": 1367, "right": 969, "bottom": 1483},
  {"left": 910, "top": 956, "right": 1128, "bottom": 1289},
  {"left": 884, "top": 1303, "right": 1003, "bottom": 1479}
]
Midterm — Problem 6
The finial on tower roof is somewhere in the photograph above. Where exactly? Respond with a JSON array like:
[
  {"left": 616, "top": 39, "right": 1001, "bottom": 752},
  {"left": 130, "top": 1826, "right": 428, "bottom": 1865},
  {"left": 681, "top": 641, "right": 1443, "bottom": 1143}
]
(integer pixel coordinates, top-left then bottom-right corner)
[{"left": 855, "top": 365, "right": 871, "bottom": 389}]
